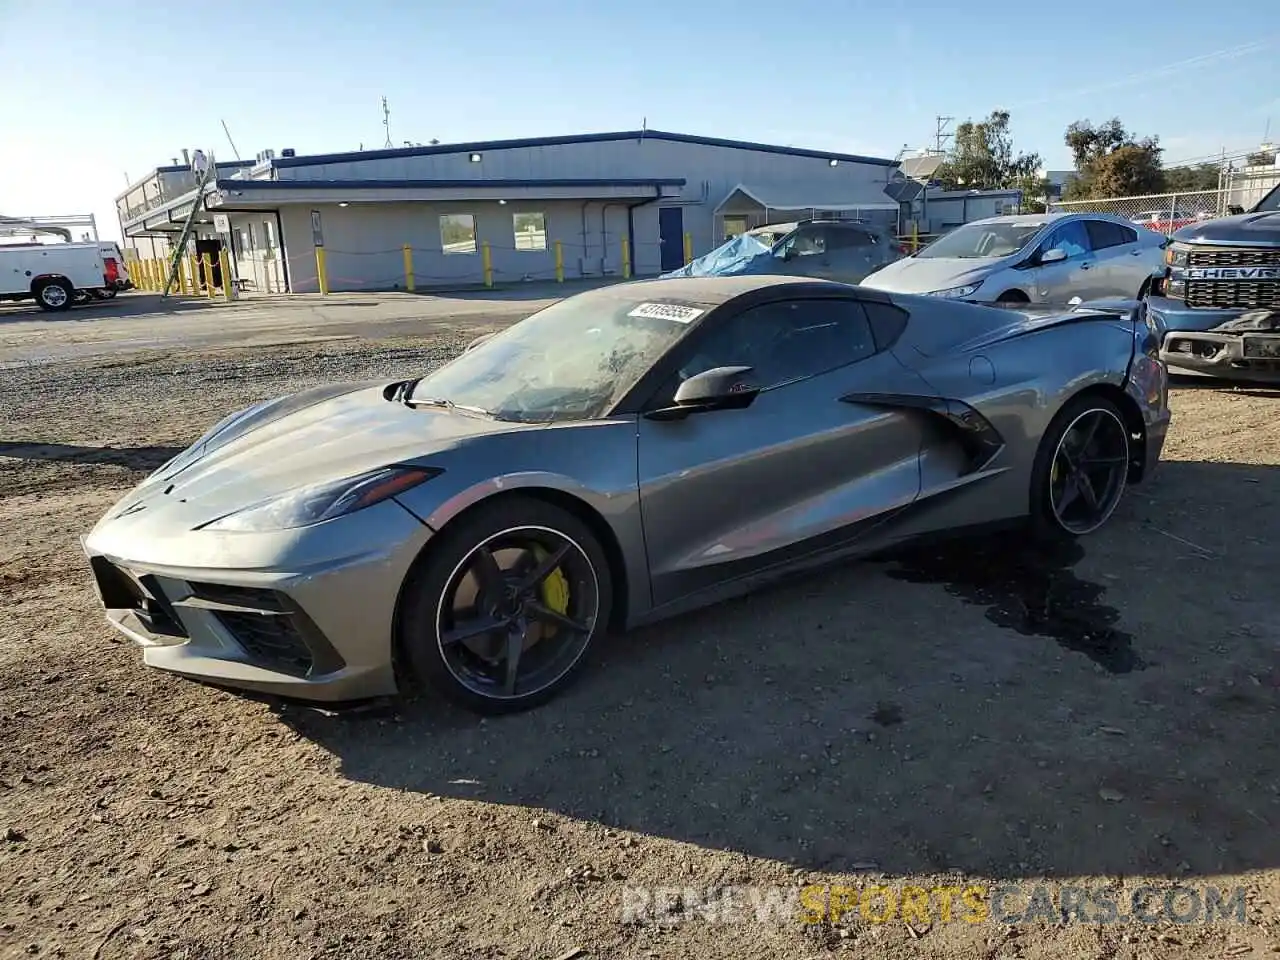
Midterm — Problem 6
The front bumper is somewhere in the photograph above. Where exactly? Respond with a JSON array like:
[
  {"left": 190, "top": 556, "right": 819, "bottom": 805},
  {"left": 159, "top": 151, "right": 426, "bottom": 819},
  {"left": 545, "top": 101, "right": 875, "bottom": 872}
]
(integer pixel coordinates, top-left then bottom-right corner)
[
  {"left": 81, "top": 498, "right": 433, "bottom": 703},
  {"left": 1147, "top": 296, "right": 1280, "bottom": 381}
]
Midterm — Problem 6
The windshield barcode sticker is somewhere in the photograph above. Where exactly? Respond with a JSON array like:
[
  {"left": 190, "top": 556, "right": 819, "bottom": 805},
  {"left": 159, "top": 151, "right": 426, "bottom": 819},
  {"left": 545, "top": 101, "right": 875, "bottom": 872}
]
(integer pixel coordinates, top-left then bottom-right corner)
[{"left": 628, "top": 302, "right": 705, "bottom": 324}]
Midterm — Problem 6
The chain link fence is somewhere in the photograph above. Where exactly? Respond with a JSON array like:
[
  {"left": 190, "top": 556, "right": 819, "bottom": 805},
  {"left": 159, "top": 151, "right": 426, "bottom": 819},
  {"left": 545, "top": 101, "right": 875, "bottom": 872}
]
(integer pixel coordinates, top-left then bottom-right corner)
[
  {"left": 1048, "top": 189, "right": 1230, "bottom": 236},
  {"left": 1047, "top": 168, "right": 1280, "bottom": 236}
]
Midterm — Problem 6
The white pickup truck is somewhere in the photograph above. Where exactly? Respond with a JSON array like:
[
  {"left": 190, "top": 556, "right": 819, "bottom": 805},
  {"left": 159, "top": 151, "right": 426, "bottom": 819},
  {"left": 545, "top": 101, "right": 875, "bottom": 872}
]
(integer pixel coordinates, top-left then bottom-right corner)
[{"left": 0, "top": 242, "right": 113, "bottom": 311}]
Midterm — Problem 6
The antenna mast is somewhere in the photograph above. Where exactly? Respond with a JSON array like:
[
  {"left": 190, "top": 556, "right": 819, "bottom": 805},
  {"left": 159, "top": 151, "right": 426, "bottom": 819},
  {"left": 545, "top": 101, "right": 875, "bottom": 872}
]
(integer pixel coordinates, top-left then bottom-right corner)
[
  {"left": 933, "top": 116, "right": 955, "bottom": 155},
  {"left": 382, "top": 96, "right": 393, "bottom": 148}
]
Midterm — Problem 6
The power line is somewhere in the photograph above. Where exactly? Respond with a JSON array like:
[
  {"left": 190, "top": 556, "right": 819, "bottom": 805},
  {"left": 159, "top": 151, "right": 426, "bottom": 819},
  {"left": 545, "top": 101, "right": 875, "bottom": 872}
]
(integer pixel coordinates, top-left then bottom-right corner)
[{"left": 1010, "top": 37, "right": 1277, "bottom": 109}]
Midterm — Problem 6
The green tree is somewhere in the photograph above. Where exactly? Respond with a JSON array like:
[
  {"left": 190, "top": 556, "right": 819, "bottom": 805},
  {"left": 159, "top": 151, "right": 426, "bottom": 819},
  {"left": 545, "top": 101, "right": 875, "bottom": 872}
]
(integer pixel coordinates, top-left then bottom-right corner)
[
  {"left": 1062, "top": 118, "right": 1164, "bottom": 199},
  {"left": 933, "top": 110, "right": 1043, "bottom": 192},
  {"left": 1163, "top": 164, "right": 1222, "bottom": 192}
]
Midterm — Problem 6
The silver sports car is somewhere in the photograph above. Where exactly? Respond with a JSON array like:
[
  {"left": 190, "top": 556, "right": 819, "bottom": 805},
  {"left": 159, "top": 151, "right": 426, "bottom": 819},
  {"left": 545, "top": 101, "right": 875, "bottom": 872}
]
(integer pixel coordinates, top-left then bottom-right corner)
[{"left": 82, "top": 276, "right": 1171, "bottom": 714}]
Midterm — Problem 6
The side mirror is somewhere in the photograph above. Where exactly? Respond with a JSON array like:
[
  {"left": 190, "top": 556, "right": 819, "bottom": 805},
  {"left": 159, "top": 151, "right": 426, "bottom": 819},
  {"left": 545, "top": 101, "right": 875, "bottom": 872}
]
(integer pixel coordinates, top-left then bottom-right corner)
[
  {"left": 464, "top": 332, "right": 495, "bottom": 353},
  {"left": 644, "top": 366, "right": 760, "bottom": 421},
  {"left": 1228, "top": 205, "right": 1244, "bottom": 216},
  {"left": 1039, "top": 247, "right": 1067, "bottom": 264}
]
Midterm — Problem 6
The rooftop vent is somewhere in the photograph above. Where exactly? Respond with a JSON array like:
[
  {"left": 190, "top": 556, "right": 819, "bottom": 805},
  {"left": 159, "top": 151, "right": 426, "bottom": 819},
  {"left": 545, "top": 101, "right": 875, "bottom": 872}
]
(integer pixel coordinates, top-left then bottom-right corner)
[{"left": 281, "top": 148, "right": 296, "bottom": 157}]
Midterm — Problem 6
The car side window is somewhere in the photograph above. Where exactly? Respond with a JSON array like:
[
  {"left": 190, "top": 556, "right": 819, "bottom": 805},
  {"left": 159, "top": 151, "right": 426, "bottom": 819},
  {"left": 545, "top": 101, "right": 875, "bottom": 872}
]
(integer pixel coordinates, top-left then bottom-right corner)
[
  {"left": 673, "top": 300, "right": 878, "bottom": 392},
  {"left": 828, "top": 228, "right": 875, "bottom": 250},
  {"left": 1084, "top": 220, "right": 1132, "bottom": 251},
  {"left": 1043, "top": 221, "right": 1091, "bottom": 259},
  {"left": 789, "top": 226, "right": 827, "bottom": 257}
]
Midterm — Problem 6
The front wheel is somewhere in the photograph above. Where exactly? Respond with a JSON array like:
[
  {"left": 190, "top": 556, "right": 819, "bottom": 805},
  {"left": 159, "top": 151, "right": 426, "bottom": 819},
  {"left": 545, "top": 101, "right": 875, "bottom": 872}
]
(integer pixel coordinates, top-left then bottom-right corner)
[
  {"left": 1029, "top": 395, "right": 1130, "bottom": 539},
  {"left": 399, "top": 496, "right": 613, "bottom": 714}
]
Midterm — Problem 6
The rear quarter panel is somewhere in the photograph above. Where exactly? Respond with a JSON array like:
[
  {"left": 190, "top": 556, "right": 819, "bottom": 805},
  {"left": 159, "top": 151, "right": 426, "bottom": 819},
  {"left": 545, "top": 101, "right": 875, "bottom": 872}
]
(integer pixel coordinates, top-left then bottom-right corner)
[{"left": 899, "top": 309, "right": 1135, "bottom": 522}]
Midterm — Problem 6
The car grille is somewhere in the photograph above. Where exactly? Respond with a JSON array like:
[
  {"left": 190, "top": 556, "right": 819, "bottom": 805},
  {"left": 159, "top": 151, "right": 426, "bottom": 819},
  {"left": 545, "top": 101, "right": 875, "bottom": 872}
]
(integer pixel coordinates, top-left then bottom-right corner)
[
  {"left": 1185, "top": 281, "right": 1280, "bottom": 310},
  {"left": 1187, "top": 246, "right": 1280, "bottom": 267},
  {"left": 216, "top": 611, "right": 313, "bottom": 675},
  {"left": 187, "top": 581, "right": 344, "bottom": 678},
  {"left": 89, "top": 556, "right": 187, "bottom": 638}
]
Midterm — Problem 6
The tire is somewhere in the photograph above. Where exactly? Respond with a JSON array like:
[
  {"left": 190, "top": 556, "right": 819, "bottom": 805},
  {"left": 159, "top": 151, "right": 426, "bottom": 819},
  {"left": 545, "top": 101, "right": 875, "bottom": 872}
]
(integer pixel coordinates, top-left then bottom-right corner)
[
  {"left": 996, "top": 290, "right": 1029, "bottom": 305},
  {"left": 34, "top": 279, "right": 73, "bottom": 312},
  {"left": 1028, "top": 394, "right": 1130, "bottom": 540},
  {"left": 399, "top": 495, "right": 613, "bottom": 714},
  {"left": 101, "top": 287, "right": 118, "bottom": 299}
]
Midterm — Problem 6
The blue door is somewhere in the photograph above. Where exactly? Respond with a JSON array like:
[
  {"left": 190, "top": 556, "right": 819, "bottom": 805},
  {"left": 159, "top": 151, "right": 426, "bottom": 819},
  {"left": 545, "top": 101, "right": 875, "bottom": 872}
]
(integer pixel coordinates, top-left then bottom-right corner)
[{"left": 658, "top": 207, "right": 684, "bottom": 272}]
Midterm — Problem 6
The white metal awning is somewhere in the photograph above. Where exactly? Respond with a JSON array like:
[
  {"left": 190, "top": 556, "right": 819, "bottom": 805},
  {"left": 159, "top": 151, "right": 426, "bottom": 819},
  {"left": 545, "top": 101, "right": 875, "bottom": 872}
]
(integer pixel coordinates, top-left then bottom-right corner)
[{"left": 714, "top": 183, "right": 899, "bottom": 214}]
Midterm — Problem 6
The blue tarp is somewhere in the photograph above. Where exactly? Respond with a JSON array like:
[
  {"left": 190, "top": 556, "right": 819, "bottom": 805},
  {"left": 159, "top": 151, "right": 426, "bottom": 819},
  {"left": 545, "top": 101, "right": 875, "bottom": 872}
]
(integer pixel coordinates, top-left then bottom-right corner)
[{"left": 660, "top": 233, "right": 779, "bottom": 279}]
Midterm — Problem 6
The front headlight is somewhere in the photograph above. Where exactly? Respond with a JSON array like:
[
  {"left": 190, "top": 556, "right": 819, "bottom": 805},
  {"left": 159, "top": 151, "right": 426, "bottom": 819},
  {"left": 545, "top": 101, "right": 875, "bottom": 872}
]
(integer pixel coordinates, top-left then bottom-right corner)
[
  {"left": 1165, "top": 244, "right": 1189, "bottom": 268},
  {"left": 199, "top": 466, "right": 441, "bottom": 533},
  {"left": 927, "top": 283, "right": 981, "bottom": 299}
]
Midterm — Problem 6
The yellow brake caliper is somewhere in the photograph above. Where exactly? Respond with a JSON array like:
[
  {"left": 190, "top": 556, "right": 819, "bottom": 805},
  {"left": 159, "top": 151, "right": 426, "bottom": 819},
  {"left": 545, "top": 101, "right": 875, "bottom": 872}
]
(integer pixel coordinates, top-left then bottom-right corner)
[{"left": 532, "top": 545, "right": 571, "bottom": 619}]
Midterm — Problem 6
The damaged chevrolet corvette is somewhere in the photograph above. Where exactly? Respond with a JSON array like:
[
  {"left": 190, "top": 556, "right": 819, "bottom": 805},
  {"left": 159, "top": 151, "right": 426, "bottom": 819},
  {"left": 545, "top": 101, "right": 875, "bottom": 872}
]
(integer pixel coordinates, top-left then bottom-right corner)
[{"left": 83, "top": 276, "right": 1170, "bottom": 714}]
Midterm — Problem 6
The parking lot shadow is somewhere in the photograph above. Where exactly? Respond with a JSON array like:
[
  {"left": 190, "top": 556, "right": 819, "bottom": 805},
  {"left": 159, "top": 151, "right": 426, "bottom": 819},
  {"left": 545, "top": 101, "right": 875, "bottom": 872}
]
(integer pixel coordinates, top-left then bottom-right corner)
[{"left": 279, "top": 458, "right": 1280, "bottom": 882}]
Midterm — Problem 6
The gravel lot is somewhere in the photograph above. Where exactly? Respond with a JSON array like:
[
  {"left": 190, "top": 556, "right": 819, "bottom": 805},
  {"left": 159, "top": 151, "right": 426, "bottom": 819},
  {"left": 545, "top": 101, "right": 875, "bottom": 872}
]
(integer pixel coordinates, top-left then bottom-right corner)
[{"left": 3, "top": 292, "right": 1280, "bottom": 959}]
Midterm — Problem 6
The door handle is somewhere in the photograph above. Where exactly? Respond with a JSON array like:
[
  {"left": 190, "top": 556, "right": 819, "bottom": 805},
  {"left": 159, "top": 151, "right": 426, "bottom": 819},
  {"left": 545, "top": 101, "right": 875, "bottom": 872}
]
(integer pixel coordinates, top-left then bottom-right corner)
[{"left": 1080, "top": 262, "right": 1092, "bottom": 270}]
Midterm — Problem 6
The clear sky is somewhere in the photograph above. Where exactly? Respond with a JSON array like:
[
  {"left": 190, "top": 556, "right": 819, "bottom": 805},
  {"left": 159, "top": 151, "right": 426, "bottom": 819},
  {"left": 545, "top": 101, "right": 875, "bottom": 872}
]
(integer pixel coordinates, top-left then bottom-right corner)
[{"left": 2, "top": 0, "right": 1277, "bottom": 242}]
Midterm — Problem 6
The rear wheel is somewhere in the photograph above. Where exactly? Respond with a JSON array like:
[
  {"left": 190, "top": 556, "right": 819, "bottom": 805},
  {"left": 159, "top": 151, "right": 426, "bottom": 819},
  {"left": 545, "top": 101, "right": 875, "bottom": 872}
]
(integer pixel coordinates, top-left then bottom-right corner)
[
  {"left": 399, "top": 496, "right": 612, "bottom": 714},
  {"left": 34, "top": 279, "right": 73, "bottom": 312},
  {"left": 1029, "top": 394, "right": 1130, "bottom": 539}
]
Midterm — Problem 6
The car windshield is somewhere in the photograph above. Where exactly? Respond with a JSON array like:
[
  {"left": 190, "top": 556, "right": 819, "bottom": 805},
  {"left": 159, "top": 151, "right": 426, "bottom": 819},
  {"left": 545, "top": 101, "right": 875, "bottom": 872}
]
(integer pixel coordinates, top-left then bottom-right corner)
[
  {"left": 915, "top": 221, "right": 1046, "bottom": 259},
  {"left": 1255, "top": 183, "right": 1280, "bottom": 212},
  {"left": 407, "top": 289, "right": 708, "bottom": 422}
]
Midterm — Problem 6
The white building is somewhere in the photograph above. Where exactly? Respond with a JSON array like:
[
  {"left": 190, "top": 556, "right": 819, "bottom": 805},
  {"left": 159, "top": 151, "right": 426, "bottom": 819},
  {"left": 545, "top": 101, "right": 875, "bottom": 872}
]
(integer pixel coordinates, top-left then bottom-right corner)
[{"left": 115, "top": 130, "right": 901, "bottom": 292}]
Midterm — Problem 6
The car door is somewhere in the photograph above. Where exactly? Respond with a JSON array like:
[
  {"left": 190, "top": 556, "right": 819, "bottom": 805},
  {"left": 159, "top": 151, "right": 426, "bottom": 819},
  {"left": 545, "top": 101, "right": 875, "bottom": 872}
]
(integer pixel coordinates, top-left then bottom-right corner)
[
  {"left": 774, "top": 224, "right": 830, "bottom": 279},
  {"left": 822, "top": 226, "right": 883, "bottom": 283},
  {"left": 1084, "top": 219, "right": 1153, "bottom": 297},
  {"left": 1028, "top": 219, "right": 1100, "bottom": 303},
  {"left": 635, "top": 297, "right": 930, "bottom": 609}
]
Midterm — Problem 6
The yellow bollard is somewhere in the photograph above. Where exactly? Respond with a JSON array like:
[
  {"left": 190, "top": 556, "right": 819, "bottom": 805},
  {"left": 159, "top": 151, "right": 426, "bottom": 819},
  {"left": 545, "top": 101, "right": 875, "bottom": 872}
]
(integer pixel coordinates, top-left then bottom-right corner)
[
  {"left": 202, "top": 254, "right": 215, "bottom": 299},
  {"left": 911, "top": 221, "right": 919, "bottom": 254},
  {"left": 482, "top": 241, "right": 493, "bottom": 288},
  {"left": 554, "top": 240, "right": 564, "bottom": 283},
  {"left": 403, "top": 244, "right": 415, "bottom": 292},
  {"left": 142, "top": 259, "right": 151, "bottom": 290},
  {"left": 149, "top": 259, "right": 159, "bottom": 291},
  {"left": 315, "top": 247, "right": 329, "bottom": 295},
  {"left": 219, "top": 249, "right": 233, "bottom": 300},
  {"left": 189, "top": 255, "right": 200, "bottom": 294},
  {"left": 621, "top": 238, "right": 631, "bottom": 280},
  {"left": 683, "top": 232, "right": 693, "bottom": 265},
  {"left": 179, "top": 256, "right": 192, "bottom": 296}
]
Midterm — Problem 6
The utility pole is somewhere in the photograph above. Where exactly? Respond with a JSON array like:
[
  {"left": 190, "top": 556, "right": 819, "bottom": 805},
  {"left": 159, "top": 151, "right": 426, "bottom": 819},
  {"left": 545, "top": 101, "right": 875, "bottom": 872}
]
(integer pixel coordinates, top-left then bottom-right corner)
[
  {"left": 382, "top": 96, "right": 393, "bottom": 149},
  {"left": 933, "top": 116, "right": 954, "bottom": 155}
]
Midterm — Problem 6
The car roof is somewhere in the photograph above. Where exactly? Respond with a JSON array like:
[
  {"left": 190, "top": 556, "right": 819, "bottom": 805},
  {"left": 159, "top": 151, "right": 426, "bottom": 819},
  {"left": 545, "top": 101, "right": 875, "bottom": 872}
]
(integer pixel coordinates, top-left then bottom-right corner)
[{"left": 963, "top": 211, "right": 1137, "bottom": 229}]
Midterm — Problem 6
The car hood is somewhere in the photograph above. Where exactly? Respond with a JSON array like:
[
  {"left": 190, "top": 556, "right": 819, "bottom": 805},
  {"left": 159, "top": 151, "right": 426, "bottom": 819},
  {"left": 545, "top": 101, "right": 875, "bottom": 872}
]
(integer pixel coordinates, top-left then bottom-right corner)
[
  {"left": 1174, "top": 211, "right": 1280, "bottom": 244},
  {"left": 859, "top": 256, "right": 1005, "bottom": 294},
  {"left": 104, "top": 381, "right": 539, "bottom": 525}
]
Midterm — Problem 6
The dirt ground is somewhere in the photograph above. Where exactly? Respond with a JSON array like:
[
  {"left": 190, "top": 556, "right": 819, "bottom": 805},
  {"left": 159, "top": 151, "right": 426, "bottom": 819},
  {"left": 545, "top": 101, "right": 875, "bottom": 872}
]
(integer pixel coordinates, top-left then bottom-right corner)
[{"left": 3, "top": 292, "right": 1280, "bottom": 959}]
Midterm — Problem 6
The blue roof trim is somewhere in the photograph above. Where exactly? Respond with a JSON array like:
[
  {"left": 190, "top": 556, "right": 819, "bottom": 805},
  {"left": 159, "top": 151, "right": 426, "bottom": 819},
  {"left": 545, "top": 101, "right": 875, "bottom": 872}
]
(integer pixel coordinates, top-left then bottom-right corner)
[
  {"left": 216, "top": 177, "right": 687, "bottom": 190},
  {"left": 269, "top": 130, "right": 897, "bottom": 169}
]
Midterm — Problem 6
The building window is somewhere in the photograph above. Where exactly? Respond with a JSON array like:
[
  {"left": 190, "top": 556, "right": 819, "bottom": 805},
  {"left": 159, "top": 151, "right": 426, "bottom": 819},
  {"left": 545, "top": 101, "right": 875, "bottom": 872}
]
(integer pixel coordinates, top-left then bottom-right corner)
[
  {"left": 512, "top": 212, "right": 547, "bottom": 251},
  {"left": 722, "top": 216, "right": 749, "bottom": 240},
  {"left": 440, "top": 213, "right": 477, "bottom": 254}
]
